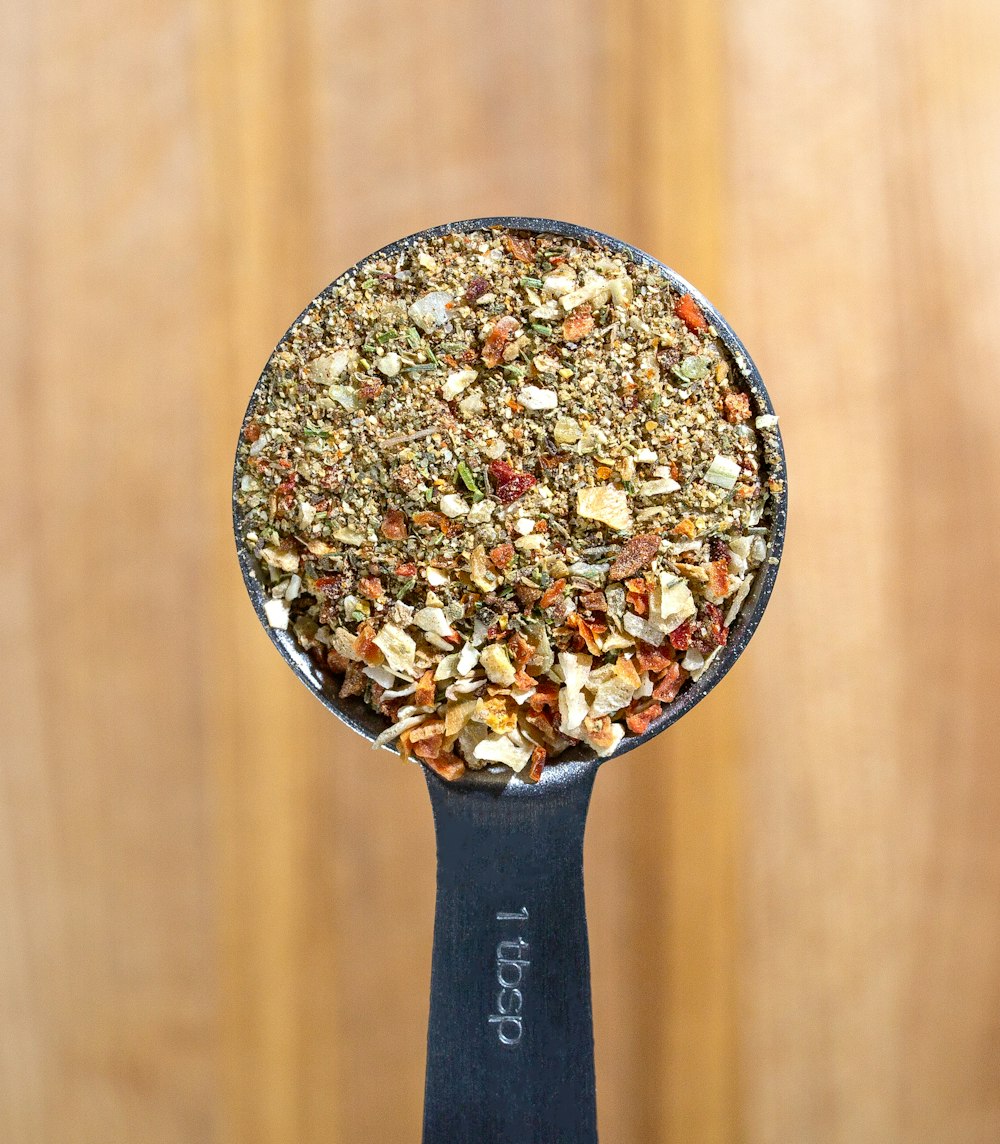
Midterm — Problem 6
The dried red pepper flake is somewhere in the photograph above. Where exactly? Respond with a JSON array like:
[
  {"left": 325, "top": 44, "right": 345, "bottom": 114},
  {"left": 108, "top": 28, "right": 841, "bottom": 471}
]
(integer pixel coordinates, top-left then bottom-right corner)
[
  {"left": 723, "top": 391, "right": 751, "bottom": 423},
  {"left": 526, "top": 746, "right": 547, "bottom": 783},
  {"left": 566, "top": 613, "right": 602, "bottom": 656},
  {"left": 610, "top": 533, "right": 661, "bottom": 580},
  {"left": 526, "top": 680, "right": 559, "bottom": 712},
  {"left": 626, "top": 590, "right": 649, "bottom": 617},
  {"left": 354, "top": 622, "right": 381, "bottom": 664},
  {"left": 626, "top": 700, "right": 663, "bottom": 736},
  {"left": 693, "top": 603, "right": 728, "bottom": 653},
  {"left": 489, "top": 542, "right": 515, "bottom": 569},
  {"left": 314, "top": 575, "right": 343, "bottom": 599},
  {"left": 423, "top": 752, "right": 466, "bottom": 782},
  {"left": 651, "top": 662, "right": 684, "bottom": 702},
  {"left": 668, "top": 619, "right": 692, "bottom": 651},
  {"left": 394, "top": 561, "right": 417, "bottom": 577},
  {"left": 414, "top": 670, "right": 436, "bottom": 708},
  {"left": 562, "top": 303, "right": 594, "bottom": 342},
  {"left": 358, "top": 577, "right": 384, "bottom": 601},
  {"left": 707, "top": 559, "right": 729, "bottom": 598},
  {"left": 412, "top": 510, "right": 457, "bottom": 533},
  {"left": 506, "top": 233, "right": 536, "bottom": 263},
  {"left": 481, "top": 315, "right": 519, "bottom": 368},
  {"left": 674, "top": 292, "right": 708, "bottom": 332},
  {"left": 488, "top": 459, "right": 537, "bottom": 504},
  {"left": 381, "top": 509, "right": 408, "bottom": 539},
  {"left": 538, "top": 577, "right": 567, "bottom": 609},
  {"left": 463, "top": 275, "right": 491, "bottom": 304},
  {"left": 243, "top": 420, "right": 262, "bottom": 443},
  {"left": 507, "top": 632, "right": 534, "bottom": 669},
  {"left": 635, "top": 641, "right": 674, "bottom": 674},
  {"left": 359, "top": 377, "right": 384, "bottom": 402}
]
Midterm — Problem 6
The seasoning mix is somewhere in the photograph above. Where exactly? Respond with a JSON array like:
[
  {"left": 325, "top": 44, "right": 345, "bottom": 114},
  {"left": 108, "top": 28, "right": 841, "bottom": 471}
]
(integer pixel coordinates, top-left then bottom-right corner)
[{"left": 235, "top": 226, "right": 783, "bottom": 782}]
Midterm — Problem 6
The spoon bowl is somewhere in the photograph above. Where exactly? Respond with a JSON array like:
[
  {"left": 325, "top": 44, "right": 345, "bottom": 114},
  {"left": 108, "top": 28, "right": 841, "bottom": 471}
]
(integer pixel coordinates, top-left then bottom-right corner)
[{"left": 233, "top": 217, "right": 786, "bottom": 1139}]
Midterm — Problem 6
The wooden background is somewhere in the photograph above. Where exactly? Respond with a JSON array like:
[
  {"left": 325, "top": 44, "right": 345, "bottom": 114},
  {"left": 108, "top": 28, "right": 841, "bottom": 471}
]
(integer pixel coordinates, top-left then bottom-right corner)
[{"left": 3, "top": 0, "right": 999, "bottom": 1140}]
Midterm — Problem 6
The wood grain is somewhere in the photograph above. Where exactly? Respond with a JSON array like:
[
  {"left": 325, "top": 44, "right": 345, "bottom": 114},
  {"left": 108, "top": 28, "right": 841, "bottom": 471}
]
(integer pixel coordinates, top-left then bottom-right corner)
[{"left": 2, "top": 0, "right": 999, "bottom": 1141}]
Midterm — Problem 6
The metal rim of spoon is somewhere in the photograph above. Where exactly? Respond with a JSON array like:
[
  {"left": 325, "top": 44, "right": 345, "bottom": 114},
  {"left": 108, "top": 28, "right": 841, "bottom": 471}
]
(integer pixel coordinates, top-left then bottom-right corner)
[{"left": 232, "top": 216, "right": 787, "bottom": 1141}]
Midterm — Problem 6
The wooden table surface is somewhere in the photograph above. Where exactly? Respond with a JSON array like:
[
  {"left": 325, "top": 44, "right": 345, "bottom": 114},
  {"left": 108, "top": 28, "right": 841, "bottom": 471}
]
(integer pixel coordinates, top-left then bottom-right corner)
[{"left": 3, "top": 1, "right": 999, "bottom": 1141}]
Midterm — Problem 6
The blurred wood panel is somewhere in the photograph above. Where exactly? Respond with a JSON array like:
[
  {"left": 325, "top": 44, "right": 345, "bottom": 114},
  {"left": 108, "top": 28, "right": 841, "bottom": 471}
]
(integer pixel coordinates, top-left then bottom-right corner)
[{"left": 2, "top": 1, "right": 999, "bottom": 1143}]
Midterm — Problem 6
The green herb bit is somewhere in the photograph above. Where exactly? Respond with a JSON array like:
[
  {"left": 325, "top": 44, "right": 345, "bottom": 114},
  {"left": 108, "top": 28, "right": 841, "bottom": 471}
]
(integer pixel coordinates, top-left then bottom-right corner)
[
  {"left": 406, "top": 363, "right": 437, "bottom": 373},
  {"left": 405, "top": 326, "right": 421, "bottom": 348},
  {"left": 456, "top": 461, "right": 485, "bottom": 502},
  {"left": 303, "top": 424, "right": 330, "bottom": 437},
  {"left": 362, "top": 343, "right": 377, "bottom": 354},
  {"left": 376, "top": 330, "right": 396, "bottom": 344},
  {"left": 531, "top": 323, "right": 552, "bottom": 335},
  {"left": 503, "top": 364, "right": 526, "bottom": 379},
  {"left": 521, "top": 276, "right": 544, "bottom": 288},
  {"left": 425, "top": 344, "right": 439, "bottom": 366},
  {"left": 398, "top": 576, "right": 417, "bottom": 595}
]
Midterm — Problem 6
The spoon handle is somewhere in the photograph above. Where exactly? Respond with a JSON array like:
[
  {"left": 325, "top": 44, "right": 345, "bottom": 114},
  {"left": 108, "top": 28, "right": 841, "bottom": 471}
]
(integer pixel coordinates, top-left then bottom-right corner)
[{"left": 422, "top": 765, "right": 599, "bottom": 1143}]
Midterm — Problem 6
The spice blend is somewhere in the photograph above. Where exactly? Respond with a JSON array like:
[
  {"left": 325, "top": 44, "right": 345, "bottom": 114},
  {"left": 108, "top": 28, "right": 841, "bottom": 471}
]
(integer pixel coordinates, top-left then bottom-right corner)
[{"left": 236, "top": 227, "right": 783, "bottom": 782}]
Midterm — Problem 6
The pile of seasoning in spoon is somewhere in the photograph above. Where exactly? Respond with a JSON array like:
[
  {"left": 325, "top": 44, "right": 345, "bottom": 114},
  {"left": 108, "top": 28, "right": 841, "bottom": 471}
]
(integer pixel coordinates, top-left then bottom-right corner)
[{"left": 235, "top": 227, "right": 783, "bottom": 782}]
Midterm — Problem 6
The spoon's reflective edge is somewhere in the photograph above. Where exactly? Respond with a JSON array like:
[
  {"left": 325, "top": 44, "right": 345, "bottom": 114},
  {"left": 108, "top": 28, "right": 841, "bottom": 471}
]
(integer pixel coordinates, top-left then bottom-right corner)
[{"left": 232, "top": 216, "right": 788, "bottom": 794}]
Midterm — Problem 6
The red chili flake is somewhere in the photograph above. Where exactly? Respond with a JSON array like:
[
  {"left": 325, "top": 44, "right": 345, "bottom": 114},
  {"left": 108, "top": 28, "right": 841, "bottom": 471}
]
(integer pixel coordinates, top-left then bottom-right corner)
[
  {"left": 609, "top": 533, "right": 661, "bottom": 580},
  {"left": 423, "top": 752, "right": 466, "bottom": 782},
  {"left": 489, "top": 542, "right": 515, "bottom": 569},
  {"left": 506, "top": 233, "right": 536, "bottom": 263},
  {"left": 652, "top": 662, "right": 684, "bottom": 702},
  {"left": 354, "top": 622, "right": 381, "bottom": 665},
  {"left": 538, "top": 577, "right": 567, "bottom": 609},
  {"left": 513, "top": 668, "right": 536, "bottom": 692},
  {"left": 723, "top": 392, "right": 751, "bottom": 423},
  {"left": 674, "top": 293, "right": 708, "bottom": 332},
  {"left": 635, "top": 641, "right": 674, "bottom": 674},
  {"left": 566, "top": 613, "right": 602, "bottom": 656},
  {"left": 381, "top": 509, "right": 408, "bottom": 539},
  {"left": 243, "top": 420, "right": 262, "bottom": 443},
  {"left": 526, "top": 745, "right": 547, "bottom": 783},
  {"left": 488, "top": 458, "right": 537, "bottom": 503},
  {"left": 562, "top": 303, "right": 594, "bottom": 342},
  {"left": 626, "top": 700, "right": 663, "bottom": 736},
  {"left": 507, "top": 632, "right": 534, "bottom": 669},
  {"left": 412, "top": 510, "right": 457, "bottom": 533},
  {"left": 464, "top": 275, "right": 490, "bottom": 305},
  {"left": 413, "top": 670, "right": 436, "bottom": 708},
  {"left": 526, "top": 681, "right": 559, "bottom": 712},
  {"left": 693, "top": 603, "right": 728, "bottom": 653},
  {"left": 358, "top": 577, "right": 384, "bottom": 601},
  {"left": 668, "top": 619, "right": 693, "bottom": 651},
  {"left": 481, "top": 315, "right": 520, "bottom": 368},
  {"left": 707, "top": 558, "right": 729, "bottom": 598},
  {"left": 314, "top": 575, "right": 342, "bottom": 599},
  {"left": 394, "top": 561, "right": 417, "bottom": 578},
  {"left": 626, "top": 590, "right": 649, "bottom": 617},
  {"left": 359, "top": 377, "right": 384, "bottom": 402}
]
